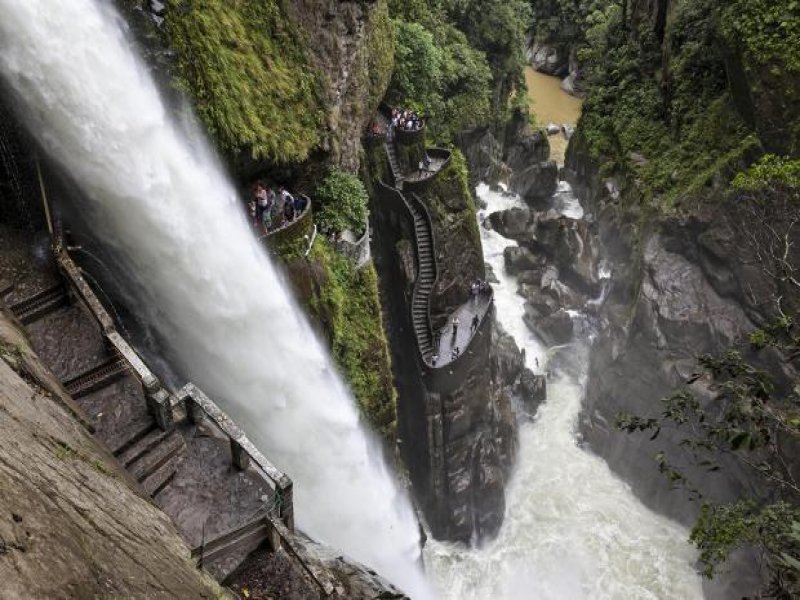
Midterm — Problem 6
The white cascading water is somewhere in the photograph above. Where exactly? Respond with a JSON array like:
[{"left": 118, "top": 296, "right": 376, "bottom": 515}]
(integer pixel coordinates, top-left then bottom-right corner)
[
  {"left": 424, "top": 184, "right": 706, "bottom": 599},
  {"left": 0, "top": 2, "right": 432, "bottom": 597}
]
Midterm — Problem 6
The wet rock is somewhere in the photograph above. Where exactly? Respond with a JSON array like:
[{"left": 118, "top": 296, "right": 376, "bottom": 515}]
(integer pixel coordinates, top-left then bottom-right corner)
[
  {"left": 527, "top": 42, "right": 568, "bottom": 76},
  {"left": 484, "top": 263, "right": 500, "bottom": 284},
  {"left": 517, "top": 266, "right": 547, "bottom": 287},
  {"left": 522, "top": 292, "right": 559, "bottom": 320},
  {"left": 455, "top": 127, "right": 507, "bottom": 187},
  {"left": 488, "top": 207, "right": 531, "bottom": 240},
  {"left": 503, "top": 246, "right": 545, "bottom": 274},
  {"left": 509, "top": 160, "right": 558, "bottom": 206},
  {"left": 504, "top": 109, "right": 550, "bottom": 171},
  {"left": 525, "top": 308, "right": 573, "bottom": 346},
  {"left": 518, "top": 368, "right": 546, "bottom": 414}
]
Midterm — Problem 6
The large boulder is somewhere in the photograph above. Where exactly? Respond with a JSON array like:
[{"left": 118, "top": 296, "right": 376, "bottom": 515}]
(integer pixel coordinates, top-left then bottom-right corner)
[
  {"left": 518, "top": 368, "right": 547, "bottom": 415},
  {"left": 456, "top": 126, "right": 507, "bottom": 187},
  {"left": 504, "top": 109, "right": 550, "bottom": 171},
  {"left": 504, "top": 246, "right": 545, "bottom": 274},
  {"left": 527, "top": 42, "right": 568, "bottom": 77},
  {"left": 521, "top": 292, "right": 559, "bottom": 320},
  {"left": 525, "top": 308, "right": 573, "bottom": 346},
  {"left": 487, "top": 207, "right": 532, "bottom": 240},
  {"left": 509, "top": 160, "right": 558, "bottom": 207}
]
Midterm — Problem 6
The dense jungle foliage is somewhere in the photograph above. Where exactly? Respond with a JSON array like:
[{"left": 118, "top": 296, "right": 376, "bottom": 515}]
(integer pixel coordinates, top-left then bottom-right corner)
[
  {"left": 533, "top": 0, "right": 799, "bottom": 207},
  {"left": 387, "top": 0, "right": 531, "bottom": 140}
]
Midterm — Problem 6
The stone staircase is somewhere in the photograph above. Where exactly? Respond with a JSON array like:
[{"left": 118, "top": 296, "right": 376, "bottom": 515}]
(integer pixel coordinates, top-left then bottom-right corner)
[
  {"left": 114, "top": 425, "right": 186, "bottom": 497},
  {"left": 385, "top": 138, "right": 404, "bottom": 189},
  {"left": 409, "top": 194, "right": 436, "bottom": 359}
]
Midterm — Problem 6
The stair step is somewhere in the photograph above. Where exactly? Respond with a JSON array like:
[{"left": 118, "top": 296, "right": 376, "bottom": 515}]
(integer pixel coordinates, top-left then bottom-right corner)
[
  {"left": 109, "top": 419, "right": 158, "bottom": 457},
  {"left": 193, "top": 520, "right": 269, "bottom": 566},
  {"left": 64, "top": 356, "right": 129, "bottom": 399},
  {"left": 129, "top": 430, "right": 185, "bottom": 482},
  {"left": 141, "top": 454, "right": 181, "bottom": 497},
  {"left": 10, "top": 284, "right": 68, "bottom": 324},
  {"left": 116, "top": 427, "right": 172, "bottom": 467}
]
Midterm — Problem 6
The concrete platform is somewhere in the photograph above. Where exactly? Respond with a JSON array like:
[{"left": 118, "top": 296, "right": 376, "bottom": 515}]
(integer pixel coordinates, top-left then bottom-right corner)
[{"left": 433, "top": 293, "right": 492, "bottom": 367}]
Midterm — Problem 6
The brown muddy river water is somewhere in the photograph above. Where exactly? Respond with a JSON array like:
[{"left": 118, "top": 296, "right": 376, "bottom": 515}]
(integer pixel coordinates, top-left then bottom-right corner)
[{"left": 525, "top": 67, "right": 583, "bottom": 165}]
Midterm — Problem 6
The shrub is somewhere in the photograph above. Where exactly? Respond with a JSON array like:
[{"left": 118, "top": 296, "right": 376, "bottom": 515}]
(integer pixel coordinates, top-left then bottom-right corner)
[{"left": 314, "top": 169, "right": 369, "bottom": 236}]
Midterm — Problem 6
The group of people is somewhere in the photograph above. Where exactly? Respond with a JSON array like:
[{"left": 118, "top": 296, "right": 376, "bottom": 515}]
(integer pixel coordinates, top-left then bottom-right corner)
[
  {"left": 248, "top": 181, "right": 309, "bottom": 234},
  {"left": 470, "top": 278, "right": 490, "bottom": 299},
  {"left": 389, "top": 107, "right": 424, "bottom": 138}
]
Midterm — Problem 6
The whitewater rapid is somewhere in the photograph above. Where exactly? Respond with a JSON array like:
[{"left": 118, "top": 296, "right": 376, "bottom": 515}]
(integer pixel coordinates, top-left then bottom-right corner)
[
  {"left": 0, "top": 1, "right": 431, "bottom": 596},
  {"left": 424, "top": 184, "right": 705, "bottom": 599}
]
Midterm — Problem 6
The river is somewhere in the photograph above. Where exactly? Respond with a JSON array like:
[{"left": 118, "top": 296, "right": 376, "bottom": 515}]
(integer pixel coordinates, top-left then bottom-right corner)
[
  {"left": 424, "top": 183, "right": 705, "bottom": 599},
  {"left": 524, "top": 68, "right": 583, "bottom": 165}
]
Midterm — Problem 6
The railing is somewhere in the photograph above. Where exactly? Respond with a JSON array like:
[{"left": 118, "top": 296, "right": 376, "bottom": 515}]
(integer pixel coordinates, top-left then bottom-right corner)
[
  {"left": 258, "top": 199, "right": 314, "bottom": 250},
  {"left": 402, "top": 148, "right": 453, "bottom": 194},
  {"left": 334, "top": 220, "right": 371, "bottom": 268},
  {"left": 52, "top": 238, "right": 295, "bottom": 534},
  {"left": 408, "top": 191, "right": 440, "bottom": 366},
  {"left": 175, "top": 383, "right": 294, "bottom": 531}
]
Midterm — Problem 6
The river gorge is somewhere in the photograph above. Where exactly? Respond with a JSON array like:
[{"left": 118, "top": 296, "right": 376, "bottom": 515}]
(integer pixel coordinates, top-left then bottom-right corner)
[{"left": 0, "top": 0, "right": 797, "bottom": 598}]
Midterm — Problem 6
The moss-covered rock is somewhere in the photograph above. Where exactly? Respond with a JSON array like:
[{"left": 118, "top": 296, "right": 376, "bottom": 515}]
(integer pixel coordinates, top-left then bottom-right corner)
[
  {"left": 286, "top": 240, "right": 397, "bottom": 440},
  {"left": 162, "top": 0, "right": 324, "bottom": 163}
]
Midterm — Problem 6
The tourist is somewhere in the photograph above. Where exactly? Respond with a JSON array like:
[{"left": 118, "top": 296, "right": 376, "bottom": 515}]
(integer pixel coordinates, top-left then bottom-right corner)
[
  {"left": 451, "top": 346, "right": 460, "bottom": 360},
  {"left": 274, "top": 188, "right": 286, "bottom": 228},
  {"left": 434, "top": 329, "right": 442, "bottom": 348},
  {"left": 248, "top": 199, "right": 258, "bottom": 227},
  {"left": 423, "top": 153, "right": 431, "bottom": 170},
  {"left": 432, "top": 353, "right": 438, "bottom": 366},
  {"left": 294, "top": 194, "right": 308, "bottom": 215},
  {"left": 471, "top": 314, "right": 480, "bottom": 332},
  {"left": 452, "top": 316, "right": 459, "bottom": 338},
  {"left": 261, "top": 201, "right": 273, "bottom": 232},
  {"left": 284, "top": 196, "right": 295, "bottom": 223},
  {"left": 255, "top": 181, "right": 269, "bottom": 222}
]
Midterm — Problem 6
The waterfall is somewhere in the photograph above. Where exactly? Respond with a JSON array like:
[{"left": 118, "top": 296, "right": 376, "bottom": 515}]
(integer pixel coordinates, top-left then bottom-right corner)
[{"left": 0, "top": 1, "right": 431, "bottom": 596}]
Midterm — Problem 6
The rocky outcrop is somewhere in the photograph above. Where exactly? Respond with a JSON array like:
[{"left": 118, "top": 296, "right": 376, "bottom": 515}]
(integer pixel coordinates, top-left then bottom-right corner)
[
  {"left": 0, "top": 309, "right": 222, "bottom": 599},
  {"left": 509, "top": 161, "right": 558, "bottom": 207},
  {"left": 527, "top": 42, "right": 569, "bottom": 77}
]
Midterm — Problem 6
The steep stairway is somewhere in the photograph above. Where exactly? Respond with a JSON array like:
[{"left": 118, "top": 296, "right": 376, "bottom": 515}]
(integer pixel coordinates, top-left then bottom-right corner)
[
  {"left": 115, "top": 425, "right": 187, "bottom": 497},
  {"left": 409, "top": 194, "right": 436, "bottom": 359}
]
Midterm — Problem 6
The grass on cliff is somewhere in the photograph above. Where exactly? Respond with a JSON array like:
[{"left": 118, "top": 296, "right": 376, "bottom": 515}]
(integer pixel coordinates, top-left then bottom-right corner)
[
  {"left": 306, "top": 240, "right": 397, "bottom": 440},
  {"left": 163, "top": 0, "right": 323, "bottom": 163}
]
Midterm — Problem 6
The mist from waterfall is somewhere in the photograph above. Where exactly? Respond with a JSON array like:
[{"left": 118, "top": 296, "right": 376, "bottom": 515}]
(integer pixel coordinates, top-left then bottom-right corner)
[{"left": 0, "top": 1, "right": 431, "bottom": 596}]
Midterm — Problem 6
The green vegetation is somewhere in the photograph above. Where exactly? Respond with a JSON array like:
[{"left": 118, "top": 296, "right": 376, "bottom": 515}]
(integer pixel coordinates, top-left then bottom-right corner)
[
  {"left": 305, "top": 240, "right": 397, "bottom": 439},
  {"left": 720, "top": 0, "right": 800, "bottom": 72},
  {"left": 386, "top": 0, "right": 529, "bottom": 140},
  {"left": 314, "top": 168, "right": 369, "bottom": 236},
  {"left": 541, "top": 0, "right": 798, "bottom": 207},
  {"left": 162, "top": 0, "right": 323, "bottom": 163}
]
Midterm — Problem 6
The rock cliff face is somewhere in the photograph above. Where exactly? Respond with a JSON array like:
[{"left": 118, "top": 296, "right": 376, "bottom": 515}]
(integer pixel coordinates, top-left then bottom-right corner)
[
  {"left": 0, "top": 309, "right": 221, "bottom": 599},
  {"left": 285, "top": 0, "right": 393, "bottom": 172}
]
